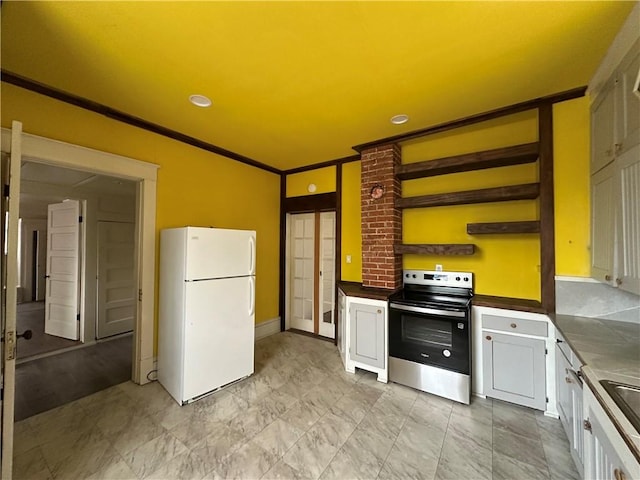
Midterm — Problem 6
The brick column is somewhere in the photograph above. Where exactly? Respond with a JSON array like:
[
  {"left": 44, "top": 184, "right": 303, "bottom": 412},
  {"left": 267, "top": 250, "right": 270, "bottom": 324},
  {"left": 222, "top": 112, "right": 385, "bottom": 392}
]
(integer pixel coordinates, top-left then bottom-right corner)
[{"left": 361, "top": 144, "right": 402, "bottom": 290}]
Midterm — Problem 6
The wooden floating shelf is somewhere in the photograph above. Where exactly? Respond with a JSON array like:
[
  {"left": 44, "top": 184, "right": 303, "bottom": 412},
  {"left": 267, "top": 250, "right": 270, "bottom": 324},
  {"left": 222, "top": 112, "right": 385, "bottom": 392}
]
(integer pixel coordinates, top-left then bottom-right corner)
[
  {"left": 396, "top": 142, "right": 539, "bottom": 180},
  {"left": 397, "top": 183, "right": 540, "bottom": 209},
  {"left": 394, "top": 244, "right": 476, "bottom": 256},
  {"left": 467, "top": 221, "right": 540, "bottom": 235}
]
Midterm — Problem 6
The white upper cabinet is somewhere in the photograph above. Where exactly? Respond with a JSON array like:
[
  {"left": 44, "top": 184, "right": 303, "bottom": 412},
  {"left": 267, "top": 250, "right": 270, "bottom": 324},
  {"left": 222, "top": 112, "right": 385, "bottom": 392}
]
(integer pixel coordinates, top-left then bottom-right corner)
[
  {"left": 591, "top": 162, "right": 616, "bottom": 284},
  {"left": 616, "top": 143, "right": 640, "bottom": 294},
  {"left": 590, "top": 9, "right": 640, "bottom": 295},
  {"left": 592, "top": 79, "right": 617, "bottom": 174},
  {"left": 618, "top": 45, "right": 640, "bottom": 151}
]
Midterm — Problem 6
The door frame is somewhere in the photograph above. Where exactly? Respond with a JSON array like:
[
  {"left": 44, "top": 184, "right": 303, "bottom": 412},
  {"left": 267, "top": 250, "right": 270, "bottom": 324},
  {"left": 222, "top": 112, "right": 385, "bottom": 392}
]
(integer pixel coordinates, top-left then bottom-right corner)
[
  {"left": 1, "top": 127, "right": 159, "bottom": 385},
  {"left": 282, "top": 192, "right": 337, "bottom": 336}
]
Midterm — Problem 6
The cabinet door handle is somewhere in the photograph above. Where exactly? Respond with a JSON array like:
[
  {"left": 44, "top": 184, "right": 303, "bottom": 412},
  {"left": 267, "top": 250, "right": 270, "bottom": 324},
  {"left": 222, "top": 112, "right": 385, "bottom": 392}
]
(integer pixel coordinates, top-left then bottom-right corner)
[
  {"left": 616, "top": 278, "right": 622, "bottom": 286},
  {"left": 565, "top": 377, "right": 572, "bottom": 384},
  {"left": 377, "top": 309, "right": 382, "bottom": 314},
  {"left": 485, "top": 335, "right": 492, "bottom": 341},
  {"left": 614, "top": 143, "right": 622, "bottom": 154},
  {"left": 510, "top": 323, "right": 517, "bottom": 329},
  {"left": 614, "top": 468, "right": 626, "bottom": 480},
  {"left": 605, "top": 274, "right": 612, "bottom": 281},
  {"left": 583, "top": 419, "right": 592, "bottom": 432}
]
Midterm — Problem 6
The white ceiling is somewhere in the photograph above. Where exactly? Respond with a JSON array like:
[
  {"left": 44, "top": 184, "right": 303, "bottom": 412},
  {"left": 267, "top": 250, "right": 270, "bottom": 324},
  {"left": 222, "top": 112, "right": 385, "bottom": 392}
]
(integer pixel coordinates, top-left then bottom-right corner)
[{"left": 20, "top": 161, "right": 136, "bottom": 219}]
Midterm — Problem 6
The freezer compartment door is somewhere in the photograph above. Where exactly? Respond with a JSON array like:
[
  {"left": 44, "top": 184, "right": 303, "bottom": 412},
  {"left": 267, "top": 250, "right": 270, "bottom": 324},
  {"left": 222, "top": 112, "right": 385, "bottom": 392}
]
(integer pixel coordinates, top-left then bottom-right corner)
[
  {"left": 185, "top": 227, "right": 256, "bottom": 280},
  {"left": 183, "top": 277, "right": 255, "bottom": 401}
]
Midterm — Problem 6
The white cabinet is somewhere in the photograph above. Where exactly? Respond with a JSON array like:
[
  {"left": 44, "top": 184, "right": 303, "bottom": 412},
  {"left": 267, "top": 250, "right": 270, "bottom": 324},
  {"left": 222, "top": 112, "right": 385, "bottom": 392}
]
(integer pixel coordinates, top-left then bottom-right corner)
[
  {"left": 337, "top": 288, "right": 346, "bottom": 366},
  {"left": 483, "top": 331, "right": 546, "bottom": 410},
  {"left": 555, "top": 332, "right": 584, "bottom": 477},
  {"left": 477, "top": 307, "right": 555, "bottom": 414},
  {"left": 616, "top": 144, "right": 640, "bottom": 295},
  {"left": 344, "top": 296, "right": 388, "bottom": 383},
  {"left": 583, "top": 383, "right": 640, "bottom": 480},
  {"left": 592, "top": 41, "right": 640, "bottom": 174},
  {"left": 591, "top": 36, "right": 640, "bottom": 295},
  {"left": 591, "top": 130, "right": 640, "bottom": 295},
  {"left": 592, "top": 80, "right": 618, "bottom": 174},
  {"left": 591, "top": 162, "right": 616, "bottom": 283}
]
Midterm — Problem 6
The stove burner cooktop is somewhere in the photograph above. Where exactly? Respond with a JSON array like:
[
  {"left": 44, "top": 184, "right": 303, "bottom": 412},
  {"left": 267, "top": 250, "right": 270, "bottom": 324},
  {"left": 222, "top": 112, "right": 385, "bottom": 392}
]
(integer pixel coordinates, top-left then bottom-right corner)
[{"left": 390, "top": 269, "right": 474, "bottom": 309}]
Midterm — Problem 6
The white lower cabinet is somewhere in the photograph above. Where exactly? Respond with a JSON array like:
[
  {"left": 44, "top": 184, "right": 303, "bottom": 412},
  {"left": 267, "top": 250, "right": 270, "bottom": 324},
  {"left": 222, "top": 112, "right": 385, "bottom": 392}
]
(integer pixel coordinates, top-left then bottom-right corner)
[
  {"left": 476, "top": 307, "right": 555, "bottom": 414},
  {"left": 555, "top": 331, "right": 584, "bottom": 477},
  {"left": 583, "top": 383, "right": 640, "bottom": 480},
  {"left": 344, "top": 296, "right": 388, "bottom": 383},
  {"left": 483, "top": 331, "right": 547, "bottom": 410}
]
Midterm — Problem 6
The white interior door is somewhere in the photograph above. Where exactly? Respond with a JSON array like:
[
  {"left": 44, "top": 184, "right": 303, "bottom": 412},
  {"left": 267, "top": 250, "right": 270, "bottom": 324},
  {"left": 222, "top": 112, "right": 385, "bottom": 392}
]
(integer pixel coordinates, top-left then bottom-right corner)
[
  {"left": 97, "top": 221, "right": 135, "bottom": 339},
  {"left": 2, "top": 120, "right": 22, "bottom": 480},
  {"left": 35, "top": 229, "right": 47, "bottom": 301},
  {"left": 45, "top": 200, "right": 80, "bottom": 340},
  {"left": 289, "top": 213, "right": 315, "bottom": 333},
  {"left": 318, "top": 212, "right": 336, "bottom": 339}
]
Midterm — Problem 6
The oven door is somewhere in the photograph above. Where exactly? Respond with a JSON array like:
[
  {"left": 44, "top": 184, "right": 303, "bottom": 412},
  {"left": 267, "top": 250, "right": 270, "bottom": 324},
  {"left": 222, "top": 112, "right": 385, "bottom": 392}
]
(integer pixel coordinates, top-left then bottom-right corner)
[{"left": 388, "top": 302, "right": 470, "bottom": 375}]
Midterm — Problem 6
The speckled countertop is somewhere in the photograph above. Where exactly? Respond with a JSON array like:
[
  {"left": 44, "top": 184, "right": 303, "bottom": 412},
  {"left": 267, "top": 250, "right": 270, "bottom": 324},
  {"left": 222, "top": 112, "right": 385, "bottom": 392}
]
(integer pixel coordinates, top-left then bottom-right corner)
[{"left": 550, "top": 314, "right": 640, "bottom": 460}]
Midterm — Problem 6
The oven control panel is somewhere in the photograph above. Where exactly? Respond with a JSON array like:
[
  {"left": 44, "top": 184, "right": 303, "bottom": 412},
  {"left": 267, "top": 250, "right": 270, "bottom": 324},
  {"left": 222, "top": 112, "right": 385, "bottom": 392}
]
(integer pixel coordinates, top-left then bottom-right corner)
[{"left": 403, "top": 270, "right": 473, "bottom": 289}]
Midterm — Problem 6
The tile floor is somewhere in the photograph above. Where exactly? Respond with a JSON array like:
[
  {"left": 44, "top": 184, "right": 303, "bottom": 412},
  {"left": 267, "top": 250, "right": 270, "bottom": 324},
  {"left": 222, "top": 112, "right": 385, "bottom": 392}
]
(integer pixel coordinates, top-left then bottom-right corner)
[{"left": 13, "top": 332, "right": 580, "bottom": 479}]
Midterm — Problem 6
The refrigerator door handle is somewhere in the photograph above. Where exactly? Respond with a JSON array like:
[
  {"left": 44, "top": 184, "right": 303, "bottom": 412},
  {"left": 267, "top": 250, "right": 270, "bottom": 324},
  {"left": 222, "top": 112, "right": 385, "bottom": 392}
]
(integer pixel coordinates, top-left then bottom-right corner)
[
  {"left": 249, "top": 236, "right": 256, "bottom": 275},
  {"left": 249, "top": 276, "right": 256, "bottom": 316}
]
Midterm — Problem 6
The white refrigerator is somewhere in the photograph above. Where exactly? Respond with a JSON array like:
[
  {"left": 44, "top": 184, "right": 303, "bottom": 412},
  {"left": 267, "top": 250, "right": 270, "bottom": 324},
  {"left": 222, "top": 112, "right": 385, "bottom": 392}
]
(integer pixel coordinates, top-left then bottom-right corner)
[{"left": 158, "top": 226, "right": 256, "bottom": 405}]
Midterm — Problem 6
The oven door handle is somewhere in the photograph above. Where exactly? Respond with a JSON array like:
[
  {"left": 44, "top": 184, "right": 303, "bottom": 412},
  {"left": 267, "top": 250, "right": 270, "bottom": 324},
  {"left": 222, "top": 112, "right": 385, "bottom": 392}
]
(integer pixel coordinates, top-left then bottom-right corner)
[{"left": 389, "top": 303, "right": 466, "bottom": 318}]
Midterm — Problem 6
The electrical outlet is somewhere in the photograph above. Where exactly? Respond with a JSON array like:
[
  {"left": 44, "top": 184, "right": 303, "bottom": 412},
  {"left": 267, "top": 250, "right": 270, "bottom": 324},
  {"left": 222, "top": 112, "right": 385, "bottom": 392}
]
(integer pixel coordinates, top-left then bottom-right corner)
[
  {"left": 436, "top": 264, "right": 443, "bottom": 271},
  {"left": 346, "top": 255, "right": 352, "bottom": 264}
]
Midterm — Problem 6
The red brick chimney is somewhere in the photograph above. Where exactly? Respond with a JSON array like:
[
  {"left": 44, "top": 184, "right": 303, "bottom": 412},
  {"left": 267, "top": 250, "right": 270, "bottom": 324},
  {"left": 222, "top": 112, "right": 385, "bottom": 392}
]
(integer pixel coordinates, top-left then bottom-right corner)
[{"left": 360, "top": 144, "right": 402, "bottom": 290}]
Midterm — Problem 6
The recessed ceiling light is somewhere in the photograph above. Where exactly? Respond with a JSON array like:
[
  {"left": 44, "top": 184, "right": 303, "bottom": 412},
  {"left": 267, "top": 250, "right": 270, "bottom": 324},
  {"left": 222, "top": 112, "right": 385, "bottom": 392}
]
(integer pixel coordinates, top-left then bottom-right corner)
[
  {"left": 390, "top": 114, "right": 409, "bottom": 125},
  {"left": 189, "top": 94, "right": 212, "bottom": 107}
]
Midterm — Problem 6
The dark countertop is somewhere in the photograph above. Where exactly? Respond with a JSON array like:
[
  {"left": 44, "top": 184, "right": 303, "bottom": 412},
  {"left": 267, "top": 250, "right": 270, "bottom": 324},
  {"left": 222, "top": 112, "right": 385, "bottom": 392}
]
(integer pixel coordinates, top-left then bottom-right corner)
[
  {"left": 337, "top": 282, "right": 398, "bottom": 301},
  {"left": 473, "top": 294, "right": 546, "bottom": 313},
  {"left": 338, "top": 284, "right": 546, "bottom": 312}
]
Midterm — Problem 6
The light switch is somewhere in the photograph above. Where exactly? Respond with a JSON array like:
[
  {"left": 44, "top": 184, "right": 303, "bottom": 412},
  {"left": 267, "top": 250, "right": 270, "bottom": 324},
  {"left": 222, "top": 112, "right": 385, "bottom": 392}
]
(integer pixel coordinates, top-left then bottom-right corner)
[{"left": 346, "top": 255, "right": 352, "bottom": 264}]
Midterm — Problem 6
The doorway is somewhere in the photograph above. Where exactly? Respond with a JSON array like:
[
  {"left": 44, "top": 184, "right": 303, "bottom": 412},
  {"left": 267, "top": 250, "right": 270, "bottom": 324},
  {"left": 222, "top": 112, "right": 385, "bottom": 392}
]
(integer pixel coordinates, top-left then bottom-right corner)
[
  {"left": 287, "top": 211, "right": 336, "bottom": 339},
  {"left": 16, "top": 162, "right": 138, "bottom": 360},
  {"left": 2, "top": 125, "right": 158, "bottom": 475}
]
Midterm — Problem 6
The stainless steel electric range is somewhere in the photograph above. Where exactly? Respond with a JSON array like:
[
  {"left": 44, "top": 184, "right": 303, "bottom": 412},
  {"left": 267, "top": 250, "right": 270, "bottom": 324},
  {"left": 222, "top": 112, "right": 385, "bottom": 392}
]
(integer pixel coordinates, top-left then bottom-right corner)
[{"left": 388, "top": 269, "right": 473, "bottom": 404}]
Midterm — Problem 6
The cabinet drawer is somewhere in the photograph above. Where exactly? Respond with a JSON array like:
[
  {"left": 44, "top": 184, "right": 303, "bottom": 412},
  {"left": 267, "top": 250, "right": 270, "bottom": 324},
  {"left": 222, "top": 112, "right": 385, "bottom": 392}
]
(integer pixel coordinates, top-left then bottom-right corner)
[{"left": 483, "top": 314, "right": 548, "bottom": 337}]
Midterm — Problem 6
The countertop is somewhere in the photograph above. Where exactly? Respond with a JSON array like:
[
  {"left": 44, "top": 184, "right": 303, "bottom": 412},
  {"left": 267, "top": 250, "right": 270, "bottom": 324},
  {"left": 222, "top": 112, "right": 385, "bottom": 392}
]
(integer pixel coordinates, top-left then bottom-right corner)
[
  {"left": 337, "top": 282, "right": 398, "bottom": 301},
  {"left": 550, "top": 313, "right": 640, "bottom": 461}
]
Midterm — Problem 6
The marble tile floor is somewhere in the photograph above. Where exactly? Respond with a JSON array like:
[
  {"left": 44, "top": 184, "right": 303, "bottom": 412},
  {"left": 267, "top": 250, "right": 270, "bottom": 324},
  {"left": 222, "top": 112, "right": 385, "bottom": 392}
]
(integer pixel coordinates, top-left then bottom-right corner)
[{"left": 13, "top": 332, "right": 579, "bottom": 480}]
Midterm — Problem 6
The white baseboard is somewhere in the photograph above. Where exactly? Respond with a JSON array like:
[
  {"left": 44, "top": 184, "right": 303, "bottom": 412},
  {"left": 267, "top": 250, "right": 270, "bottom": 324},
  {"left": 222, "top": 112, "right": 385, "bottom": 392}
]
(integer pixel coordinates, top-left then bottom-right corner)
[
  {"left": 255, "top": 317, "right": 281, "bottom": 341},
  {"left": 555, "top": 275, "right": 598, "bottom": 283},
  {"left": 139, "top": 355, "right": 156, "bottom": 385}
]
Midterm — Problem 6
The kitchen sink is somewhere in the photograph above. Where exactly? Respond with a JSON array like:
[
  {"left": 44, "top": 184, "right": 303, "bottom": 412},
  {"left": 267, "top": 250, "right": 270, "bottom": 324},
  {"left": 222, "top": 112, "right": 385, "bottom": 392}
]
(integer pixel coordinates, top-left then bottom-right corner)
[{"left": 601, "top": 380, "right": 640, "bottom": 434}]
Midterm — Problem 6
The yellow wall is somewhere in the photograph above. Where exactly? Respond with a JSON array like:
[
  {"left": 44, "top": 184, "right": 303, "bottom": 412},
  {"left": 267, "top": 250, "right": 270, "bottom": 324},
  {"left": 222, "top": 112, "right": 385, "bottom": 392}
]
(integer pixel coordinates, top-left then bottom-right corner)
[
  {"left": 402, "top": 111, "right": 541, "bottom": 299},
  {"left": 554, "top": 97, "right": 591, "bottom": 277},
  {"left": 341, "top": 161, "right": 362, "bottom": 282},
  {"left": 286, "top": 166, "right": 336, "bottom": 197},
  {"left": 336, "top": 98, "right": 591, "bottom": 300},
  {"left": 1, "top": 84, "right": 281, "bottom": 335}
]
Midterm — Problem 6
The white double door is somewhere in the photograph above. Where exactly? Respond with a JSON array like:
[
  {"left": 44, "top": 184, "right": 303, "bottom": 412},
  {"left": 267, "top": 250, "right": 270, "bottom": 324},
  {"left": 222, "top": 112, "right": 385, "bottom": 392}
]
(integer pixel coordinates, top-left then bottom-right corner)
[{"left": 289, "top": 211, "right": 336, "bottom": 338}]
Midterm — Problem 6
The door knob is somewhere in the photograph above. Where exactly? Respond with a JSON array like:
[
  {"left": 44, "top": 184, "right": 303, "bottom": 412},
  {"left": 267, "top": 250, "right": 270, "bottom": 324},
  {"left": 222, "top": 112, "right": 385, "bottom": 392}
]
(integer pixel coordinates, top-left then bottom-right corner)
[{"left": 17, "top": 330, "right": 33, "bottom": 340}]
